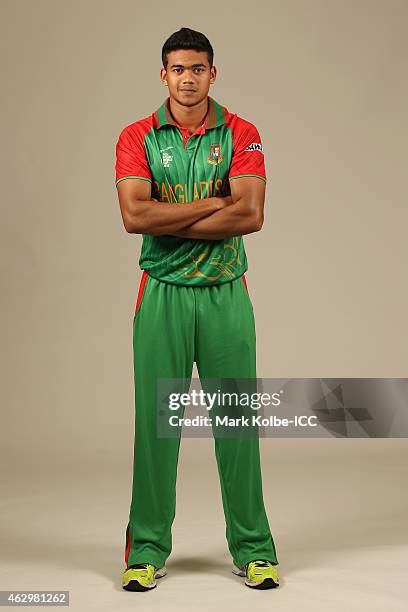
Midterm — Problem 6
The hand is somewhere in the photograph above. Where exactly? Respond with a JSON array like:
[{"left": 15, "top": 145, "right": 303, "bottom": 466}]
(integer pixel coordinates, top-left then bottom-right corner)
[{"left": 218, "top": 195, "right": 233, "bottom": 209}]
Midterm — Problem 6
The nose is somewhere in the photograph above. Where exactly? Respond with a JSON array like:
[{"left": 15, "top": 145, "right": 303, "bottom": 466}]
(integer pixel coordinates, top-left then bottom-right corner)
[{"left": 181, "top": 70, "right": 195, "bottom": 83}]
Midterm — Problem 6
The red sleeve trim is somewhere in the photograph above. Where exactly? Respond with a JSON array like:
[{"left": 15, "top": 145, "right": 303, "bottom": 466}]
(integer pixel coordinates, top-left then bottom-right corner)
[
  {"left": 115, "top": 116, "right": 153, "bottom": 184},
  {"left": 228, "top": 115, "right": 266, "bottom": 182}
]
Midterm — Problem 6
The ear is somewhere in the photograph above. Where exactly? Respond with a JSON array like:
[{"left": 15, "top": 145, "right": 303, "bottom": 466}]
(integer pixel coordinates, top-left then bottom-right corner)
[
  {"left": 160, "top": 67, "right": 167, "bottom": 86},
  {"left": 210, "top": 65, "right": 217, "bottom": 84}
]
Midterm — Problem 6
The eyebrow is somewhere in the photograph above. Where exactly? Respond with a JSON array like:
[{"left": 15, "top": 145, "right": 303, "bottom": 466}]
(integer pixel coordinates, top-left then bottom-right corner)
[{"left": 170, "top": 63, "right": 206, "bottom": 69}]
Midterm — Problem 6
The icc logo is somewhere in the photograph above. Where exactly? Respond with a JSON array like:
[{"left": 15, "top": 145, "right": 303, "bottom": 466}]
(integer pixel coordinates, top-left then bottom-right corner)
[{"left": 207, "top": 143, "right": 224, "bottom": 165}]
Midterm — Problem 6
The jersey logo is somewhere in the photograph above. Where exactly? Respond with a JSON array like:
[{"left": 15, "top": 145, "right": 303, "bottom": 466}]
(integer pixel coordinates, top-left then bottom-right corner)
[
  {"left": 207, "top": 143, "right": 224, "bottom": 165},
  {"left": 160, "top": 146, "right": 174, "bottom": 168},
  {"left": 244, "top": 142, "right": 264, "bottom": 153}
]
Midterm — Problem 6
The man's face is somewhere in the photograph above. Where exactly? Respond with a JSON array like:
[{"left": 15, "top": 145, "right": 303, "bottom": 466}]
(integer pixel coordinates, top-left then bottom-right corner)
[{"left": 160, "top": 49, "right": 216, "bottom": 107}]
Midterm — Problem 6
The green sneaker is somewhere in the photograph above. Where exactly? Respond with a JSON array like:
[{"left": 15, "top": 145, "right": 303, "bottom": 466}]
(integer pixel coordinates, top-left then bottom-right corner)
[
  {"left": 232, "top": 560, "right": 279, "bottom": 589},
  {"left": 122, "top": 563, "right": 167, "bottom": 591}
]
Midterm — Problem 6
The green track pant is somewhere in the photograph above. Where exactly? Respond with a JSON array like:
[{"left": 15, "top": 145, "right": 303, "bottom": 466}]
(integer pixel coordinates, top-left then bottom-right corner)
[{"left": 124, "top": 271, "right": 279, "bottom": 569}]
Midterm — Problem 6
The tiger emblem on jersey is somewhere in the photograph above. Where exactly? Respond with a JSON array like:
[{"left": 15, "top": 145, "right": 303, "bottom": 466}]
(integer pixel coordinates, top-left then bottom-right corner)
[{"left": 207, "top": 143, "right": 224, "bottom": 165}]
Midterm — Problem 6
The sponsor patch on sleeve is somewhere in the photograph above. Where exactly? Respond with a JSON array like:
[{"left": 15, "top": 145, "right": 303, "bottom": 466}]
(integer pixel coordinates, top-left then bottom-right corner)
[{"left": 244, "top": 142, "right": 264, "bottom": 153}]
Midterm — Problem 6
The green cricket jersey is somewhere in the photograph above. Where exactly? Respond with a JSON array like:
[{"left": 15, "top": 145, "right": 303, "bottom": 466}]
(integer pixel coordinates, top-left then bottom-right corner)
[{"left": 115, "top": 96, "right": 266, "bottom": 286}]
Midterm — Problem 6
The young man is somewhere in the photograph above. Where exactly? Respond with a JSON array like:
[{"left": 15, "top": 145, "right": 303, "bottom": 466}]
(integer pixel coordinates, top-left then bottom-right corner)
[{"left": 115, "top": 27, "right": 279, "bottom": 591}]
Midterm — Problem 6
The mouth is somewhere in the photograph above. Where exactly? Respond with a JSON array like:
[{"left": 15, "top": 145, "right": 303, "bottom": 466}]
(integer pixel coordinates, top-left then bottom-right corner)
[{"left": 180, "top": 89, "right": 197, "bottom": 93}]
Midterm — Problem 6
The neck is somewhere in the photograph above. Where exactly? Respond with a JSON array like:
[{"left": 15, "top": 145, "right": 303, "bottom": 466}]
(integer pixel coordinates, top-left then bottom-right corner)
[{"left": 168, "top": 96, "right": 209, "bottom": 134}]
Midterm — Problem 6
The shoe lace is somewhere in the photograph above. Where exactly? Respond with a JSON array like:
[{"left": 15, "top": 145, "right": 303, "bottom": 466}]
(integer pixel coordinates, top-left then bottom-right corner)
[
  {"left": 246, "top": 560, "right": 272, "bottom": 574},
  {"left": 128, "top": 563, "right": 150, "bottom": 576},
  {"left": 252, "top": 560, "right": 270, "bottom": 568}
]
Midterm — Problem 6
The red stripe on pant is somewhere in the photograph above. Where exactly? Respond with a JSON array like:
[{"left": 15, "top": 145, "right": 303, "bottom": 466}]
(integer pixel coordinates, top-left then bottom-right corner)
[
  {"left": 242, "top": 273, "right": 249, "bottom": 295},
  {"left": 125, "top": 524, "right": 131, "bottom": 567},
  {"left": 127, "top": 271, "right": 149, "bottom": 566},
  {"left": 134, "top": 270, "right": 149, "bottom": 316}
]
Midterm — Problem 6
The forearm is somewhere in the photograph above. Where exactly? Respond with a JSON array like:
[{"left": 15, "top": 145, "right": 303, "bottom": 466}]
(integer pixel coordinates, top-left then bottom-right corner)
[
  {"left": 126, "top": 197, "right": 228, "bottom": 235},
  {"left": 170, "top": 200, "right": 262, "bottom": 240}
]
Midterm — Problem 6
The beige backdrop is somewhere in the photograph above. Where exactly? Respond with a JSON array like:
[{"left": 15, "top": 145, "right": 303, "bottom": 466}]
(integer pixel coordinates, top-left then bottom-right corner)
[{"left": 1, "top": 0, "right": 407, "bottom": 610}]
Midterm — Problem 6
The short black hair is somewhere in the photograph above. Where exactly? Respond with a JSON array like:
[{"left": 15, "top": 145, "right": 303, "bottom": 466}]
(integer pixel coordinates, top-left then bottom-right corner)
[{"left": 162, "top": 27, "right": 214, "bottom": 69}]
